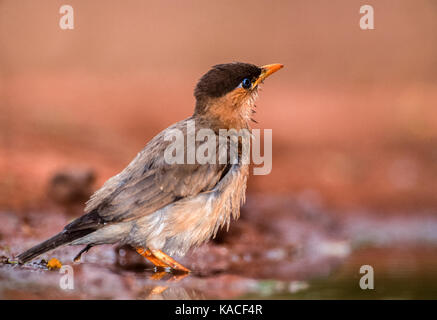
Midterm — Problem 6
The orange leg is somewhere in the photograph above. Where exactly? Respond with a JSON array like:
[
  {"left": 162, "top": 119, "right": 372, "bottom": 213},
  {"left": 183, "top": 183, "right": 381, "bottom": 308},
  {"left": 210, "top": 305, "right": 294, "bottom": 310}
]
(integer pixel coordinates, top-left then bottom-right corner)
[
  {"left": 150, "top": 249, "right": 191, "bottom": 273},
  {"left": 140, "top": 255, "right": 190, "bottom": 298},
  {"left": 136, "top": 248, "right": 169, "bottom": 268}
]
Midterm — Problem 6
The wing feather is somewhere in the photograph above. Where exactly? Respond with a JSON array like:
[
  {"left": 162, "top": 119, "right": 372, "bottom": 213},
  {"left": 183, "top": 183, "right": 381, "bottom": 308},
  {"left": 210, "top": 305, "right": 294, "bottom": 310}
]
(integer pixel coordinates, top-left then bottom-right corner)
[{"left": 83, "top": 118, "right": 228, "bottom": 224}]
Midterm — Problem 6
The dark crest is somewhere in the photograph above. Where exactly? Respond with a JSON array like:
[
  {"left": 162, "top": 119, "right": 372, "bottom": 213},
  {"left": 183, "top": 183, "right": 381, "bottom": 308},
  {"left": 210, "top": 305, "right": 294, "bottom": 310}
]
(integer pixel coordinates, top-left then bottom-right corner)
[{"left": 194, "top": 62, "right": 261, "bottom": 111}]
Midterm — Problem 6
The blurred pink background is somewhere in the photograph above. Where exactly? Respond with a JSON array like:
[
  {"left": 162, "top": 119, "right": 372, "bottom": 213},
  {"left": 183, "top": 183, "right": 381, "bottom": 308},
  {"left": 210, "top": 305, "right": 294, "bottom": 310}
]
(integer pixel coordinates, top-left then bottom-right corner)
[{"left": 1, "top": 0, "right": 437, "bottom": 213}]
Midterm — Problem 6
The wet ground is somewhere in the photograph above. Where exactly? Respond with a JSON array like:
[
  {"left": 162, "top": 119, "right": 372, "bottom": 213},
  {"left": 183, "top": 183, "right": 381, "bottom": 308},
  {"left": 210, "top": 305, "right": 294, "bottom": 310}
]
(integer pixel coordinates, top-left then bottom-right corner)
[
  {"left": 1, "top": 195, "right": 436, "bottom": 299},
  {"left": 1, "top": 1, "right": 437, "bottom": 299}
]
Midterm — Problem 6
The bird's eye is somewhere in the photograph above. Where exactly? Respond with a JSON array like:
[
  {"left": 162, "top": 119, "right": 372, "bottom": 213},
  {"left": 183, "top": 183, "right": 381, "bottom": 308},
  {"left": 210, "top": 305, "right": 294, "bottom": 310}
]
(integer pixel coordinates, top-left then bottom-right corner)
[{"left": 240, "top": 78, "right": 252, "bottom": 89}]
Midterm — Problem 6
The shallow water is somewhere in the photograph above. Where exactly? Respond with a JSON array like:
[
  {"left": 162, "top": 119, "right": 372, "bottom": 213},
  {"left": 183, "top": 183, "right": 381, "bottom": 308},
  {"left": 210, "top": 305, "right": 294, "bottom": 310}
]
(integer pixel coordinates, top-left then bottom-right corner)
[
  {"left": 248, "top": 247, "right": 437, "bottom": 300},
  {"left": 1, "top": 242, "right": 436, "bottom": 299},
  {"left": 1, "top": 198, "right": 437, "bottom": 299}
]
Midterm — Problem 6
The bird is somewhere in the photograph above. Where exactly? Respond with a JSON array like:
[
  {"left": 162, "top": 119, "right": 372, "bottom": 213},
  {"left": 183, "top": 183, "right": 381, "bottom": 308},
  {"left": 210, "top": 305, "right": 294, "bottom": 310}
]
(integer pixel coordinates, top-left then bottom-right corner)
[{"left": 17, "top": 62, "right": 283, "bottom": 273}]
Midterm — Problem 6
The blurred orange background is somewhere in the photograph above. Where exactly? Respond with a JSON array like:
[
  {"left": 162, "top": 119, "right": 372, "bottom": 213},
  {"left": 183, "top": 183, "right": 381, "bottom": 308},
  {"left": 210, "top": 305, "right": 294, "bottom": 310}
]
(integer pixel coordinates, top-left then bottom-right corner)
[{"left": 1, "top": 0, "right": 437, "bottom": 213}]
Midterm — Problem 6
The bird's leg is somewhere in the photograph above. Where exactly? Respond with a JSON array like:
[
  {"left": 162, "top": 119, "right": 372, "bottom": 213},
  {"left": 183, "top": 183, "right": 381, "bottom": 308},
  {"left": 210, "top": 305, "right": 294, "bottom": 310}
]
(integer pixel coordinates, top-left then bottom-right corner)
[
  {"left": 73, "top": 244, "right": 93, "bottom": 262},
  {"left": 137, "top": 249, "right": 190, "bottom": 299},
  {"left": 150, "top": 249, "right": 191, "bottom": 273},
  {"left": 136, "top": 247, "right": 169, "bottom": 269}
]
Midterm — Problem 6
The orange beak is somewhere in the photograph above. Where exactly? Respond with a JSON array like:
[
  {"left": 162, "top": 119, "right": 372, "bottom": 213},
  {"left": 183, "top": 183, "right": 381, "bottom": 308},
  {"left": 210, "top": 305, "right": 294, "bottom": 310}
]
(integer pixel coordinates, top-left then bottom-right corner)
[{"left": 253, "top": 63, "right": 284, "bottom": 87}]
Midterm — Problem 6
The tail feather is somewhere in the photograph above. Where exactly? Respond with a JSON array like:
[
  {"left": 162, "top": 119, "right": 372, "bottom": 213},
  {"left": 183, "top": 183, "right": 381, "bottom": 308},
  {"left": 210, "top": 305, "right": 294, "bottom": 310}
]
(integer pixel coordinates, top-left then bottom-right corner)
[
  {"left": 17, "top": 209, "right": 104, "bottom": 263},
  {"left": 17, "top": 228, "right": 94, "bottom": 263}
]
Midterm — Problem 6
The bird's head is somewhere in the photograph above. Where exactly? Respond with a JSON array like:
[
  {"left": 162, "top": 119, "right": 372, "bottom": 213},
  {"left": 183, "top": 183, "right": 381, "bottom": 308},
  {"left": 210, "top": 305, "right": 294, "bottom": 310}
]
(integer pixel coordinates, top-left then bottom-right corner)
[{"left": 194, "top": 62, "right": 283, "bottom": 130}]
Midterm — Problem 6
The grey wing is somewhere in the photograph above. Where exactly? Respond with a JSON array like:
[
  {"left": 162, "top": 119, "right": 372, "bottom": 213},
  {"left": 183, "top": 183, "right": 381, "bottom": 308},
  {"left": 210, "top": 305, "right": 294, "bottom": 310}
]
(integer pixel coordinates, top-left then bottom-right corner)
[
  {"left": 81, "top": 126, "right": 228, "bottom": 225},
  {"left": 94, "top": 162, "right": 228, "bottom": 223}
]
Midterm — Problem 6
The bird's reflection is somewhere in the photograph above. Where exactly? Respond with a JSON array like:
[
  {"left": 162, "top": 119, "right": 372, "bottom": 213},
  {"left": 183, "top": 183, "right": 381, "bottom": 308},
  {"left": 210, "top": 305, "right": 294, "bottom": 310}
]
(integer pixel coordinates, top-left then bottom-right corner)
[{"left": 140, "top": 270, "right": 205, "bottom": 300}]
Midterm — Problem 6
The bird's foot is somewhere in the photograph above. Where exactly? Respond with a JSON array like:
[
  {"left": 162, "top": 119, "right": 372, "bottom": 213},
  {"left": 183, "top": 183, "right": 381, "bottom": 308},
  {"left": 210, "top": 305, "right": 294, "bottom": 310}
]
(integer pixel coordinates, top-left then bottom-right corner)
[
  {"left": 73, "top": 244, "right": 93, "bottom": 263},
  {"left": 136, "top": 248, "right": 170, "bottom": 269},
  {"left": 150, "top": 249, "right": 191, "bottom": 273},
  {"left": 136, "top": 247, "right": 191, "bottom": 273}
]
